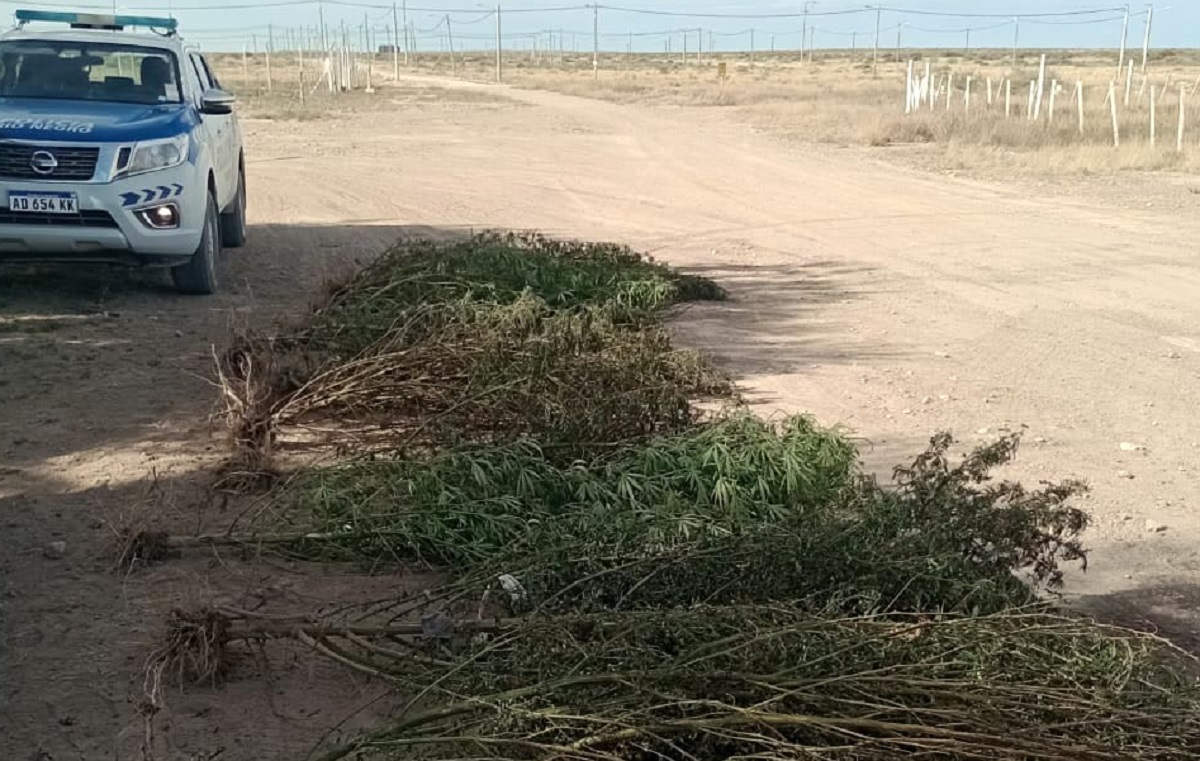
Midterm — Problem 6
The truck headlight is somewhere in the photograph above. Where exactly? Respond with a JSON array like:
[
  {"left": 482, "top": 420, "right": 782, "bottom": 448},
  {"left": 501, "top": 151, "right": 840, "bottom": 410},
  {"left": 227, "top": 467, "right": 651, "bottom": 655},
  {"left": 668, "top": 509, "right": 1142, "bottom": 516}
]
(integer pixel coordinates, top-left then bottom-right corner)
[{"left": 124, "top": 135, "right": 189, "bottom": 176}]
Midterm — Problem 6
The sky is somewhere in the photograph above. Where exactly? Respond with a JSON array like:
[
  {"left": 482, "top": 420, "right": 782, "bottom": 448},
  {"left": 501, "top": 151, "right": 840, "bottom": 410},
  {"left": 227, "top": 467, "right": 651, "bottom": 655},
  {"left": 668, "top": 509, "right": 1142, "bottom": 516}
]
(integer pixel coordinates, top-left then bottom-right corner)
[{"left": 7, "top": 1, "right": 1198, "bottom": 53}]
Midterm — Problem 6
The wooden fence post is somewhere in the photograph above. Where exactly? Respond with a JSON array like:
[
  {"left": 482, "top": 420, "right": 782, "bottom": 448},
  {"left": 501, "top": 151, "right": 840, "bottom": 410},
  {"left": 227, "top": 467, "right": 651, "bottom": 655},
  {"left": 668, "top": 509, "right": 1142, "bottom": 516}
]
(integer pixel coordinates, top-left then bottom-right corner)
[
  {"left": 1027, "top": 80, "right": 1035, "bottom": 119},
  {"left": 1124, "top": 59, "right": 1134, "bottom": 106},
  {"left": 946, "top": 73, "right": 953, "bottom": 112},
  {"left": 965, "top": 75, "right": 972, "bottom": 113},
  {"left": 1005, "top": 79, "right": 1012, "bottom": 118}
]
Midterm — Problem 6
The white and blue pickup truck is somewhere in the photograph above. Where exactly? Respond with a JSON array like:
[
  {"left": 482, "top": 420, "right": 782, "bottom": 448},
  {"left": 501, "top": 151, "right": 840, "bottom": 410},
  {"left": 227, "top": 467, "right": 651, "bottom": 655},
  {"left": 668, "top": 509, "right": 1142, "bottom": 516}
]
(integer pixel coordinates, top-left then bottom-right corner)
[{"left": 0, "top": 10, "right": 246, "bottom": 294}]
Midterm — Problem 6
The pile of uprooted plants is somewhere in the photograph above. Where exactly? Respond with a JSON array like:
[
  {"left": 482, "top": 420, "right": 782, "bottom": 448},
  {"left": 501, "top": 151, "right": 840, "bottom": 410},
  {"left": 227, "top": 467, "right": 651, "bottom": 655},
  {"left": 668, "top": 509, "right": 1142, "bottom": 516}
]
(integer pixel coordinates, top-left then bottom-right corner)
[{"left": 146, "top": 232, "right": 1200, "bottom": 760}]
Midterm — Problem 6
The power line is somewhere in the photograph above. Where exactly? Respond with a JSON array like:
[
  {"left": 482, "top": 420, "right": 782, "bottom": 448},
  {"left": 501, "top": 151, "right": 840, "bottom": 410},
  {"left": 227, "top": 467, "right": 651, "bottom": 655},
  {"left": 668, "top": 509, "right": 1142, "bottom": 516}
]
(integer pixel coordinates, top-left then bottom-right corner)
[
  {"left": 596, "top": 4, "right": 1129, "bottom": 20},
  {"left": 16, "top": 0, "right": 1137, "bottom": 19}
]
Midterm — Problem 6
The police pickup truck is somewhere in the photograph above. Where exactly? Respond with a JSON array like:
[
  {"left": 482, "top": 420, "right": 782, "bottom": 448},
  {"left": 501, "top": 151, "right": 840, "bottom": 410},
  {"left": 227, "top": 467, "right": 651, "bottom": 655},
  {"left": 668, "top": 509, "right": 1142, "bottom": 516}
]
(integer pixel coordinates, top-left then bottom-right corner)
[{"left": 0, "top": 10, "right": 246, "bottom": 294}]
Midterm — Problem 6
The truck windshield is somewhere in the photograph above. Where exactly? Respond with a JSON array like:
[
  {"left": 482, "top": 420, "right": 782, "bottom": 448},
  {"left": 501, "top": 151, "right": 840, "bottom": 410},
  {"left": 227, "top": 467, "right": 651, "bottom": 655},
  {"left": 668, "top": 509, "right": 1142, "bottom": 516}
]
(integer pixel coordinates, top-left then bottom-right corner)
[{"left": 0, "top": 40, "right": 182, "bottom": 105}]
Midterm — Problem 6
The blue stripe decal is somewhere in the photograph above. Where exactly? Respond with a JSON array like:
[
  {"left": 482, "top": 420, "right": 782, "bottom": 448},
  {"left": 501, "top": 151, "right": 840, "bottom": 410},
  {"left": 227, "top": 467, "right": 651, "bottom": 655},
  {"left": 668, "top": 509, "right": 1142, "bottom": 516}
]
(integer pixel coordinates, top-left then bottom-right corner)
[
  {"left": 0, "top": 100, "right": 198, "bottom": 144},
  {"left": 121, "top": 184, "right": 185, "bottom": 207}
]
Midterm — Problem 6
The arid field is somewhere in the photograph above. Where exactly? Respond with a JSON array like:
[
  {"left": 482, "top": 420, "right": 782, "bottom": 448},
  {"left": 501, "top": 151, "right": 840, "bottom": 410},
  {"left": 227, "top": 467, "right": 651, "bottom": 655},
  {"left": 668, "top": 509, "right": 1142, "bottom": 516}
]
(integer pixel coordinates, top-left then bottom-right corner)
[{"left": 3, "top": 49, "right": 1200, "bottom": 760}]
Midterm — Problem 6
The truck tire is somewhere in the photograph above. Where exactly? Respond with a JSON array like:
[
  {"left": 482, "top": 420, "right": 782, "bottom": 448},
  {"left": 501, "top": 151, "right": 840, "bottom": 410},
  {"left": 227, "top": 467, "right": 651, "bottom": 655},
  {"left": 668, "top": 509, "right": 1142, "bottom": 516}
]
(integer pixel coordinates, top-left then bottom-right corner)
[
  {"left": 220, "top": 163, "right": 247, "bottom": 249},
  {"left": 172, "top": 191, "right": 219, "bottom": 295}
]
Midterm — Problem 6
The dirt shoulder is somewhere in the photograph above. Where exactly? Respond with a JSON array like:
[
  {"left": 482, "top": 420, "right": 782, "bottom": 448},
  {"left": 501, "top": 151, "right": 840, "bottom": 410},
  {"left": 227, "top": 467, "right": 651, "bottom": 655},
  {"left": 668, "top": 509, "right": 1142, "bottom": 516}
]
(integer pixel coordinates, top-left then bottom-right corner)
[{"left": 3, "top": 77, "right": 1199, "bottom": 758}]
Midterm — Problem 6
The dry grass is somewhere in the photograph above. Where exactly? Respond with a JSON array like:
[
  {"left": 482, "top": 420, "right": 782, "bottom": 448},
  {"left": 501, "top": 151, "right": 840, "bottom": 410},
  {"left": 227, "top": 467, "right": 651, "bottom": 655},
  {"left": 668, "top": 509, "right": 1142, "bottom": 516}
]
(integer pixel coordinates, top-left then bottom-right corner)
[
  {"left": 495, "top": 51, "right": 1200, "bottom": 175},
  {"left": 214, "top": 47, "right": 1200, "bottom": 176}
]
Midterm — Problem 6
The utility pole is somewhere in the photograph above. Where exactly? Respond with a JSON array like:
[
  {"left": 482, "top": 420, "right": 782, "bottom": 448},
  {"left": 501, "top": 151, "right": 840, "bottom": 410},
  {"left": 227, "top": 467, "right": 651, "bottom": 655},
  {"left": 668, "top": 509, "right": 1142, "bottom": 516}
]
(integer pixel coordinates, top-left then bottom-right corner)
[
  {"left": 402, "top": 0, "right": 410, "bottom": 65},
  {"left": 365, "top": 16, "right": 375, "bottom": 92},
  {"left": 495, "top": 5, "right": 502, "bottom": 82},
  {"left": 340, "top": 20, "right": 347, "bottom": 88},
  {"left": 895, "top": 22, "right": 902, "bottom": 62},
  {"left": 266, "top": 25, "right": 273, "bottom": 92},
  {"left": 1117, "top": 4, "right": 1130, "bottom": 75},
  {"left": 965, "top": 28, "right": 970, "bottom": 54},
  {"left": 592, "top": 3, "right": 599, "bottom": 78},
  {"left": 1141, "top": 4, "right": 1154, "bottom": 73},
  {"left": 801, "top": 2, "right": 809, "bottom": 63},
  {"left": 446, "top": 14, "right": 456, "bottom": 74},
  {"left": 318, "top": 0, "right": 326, "bottom": 52},
  {"left": 393, "top": 3, "right": 401, "bottom": 73},
  {"left": 1012, "top": 17, "right": 1019, "bottom": 67},
  {"left": 872, "top": 6, "right": 881, "bottom": 77}
]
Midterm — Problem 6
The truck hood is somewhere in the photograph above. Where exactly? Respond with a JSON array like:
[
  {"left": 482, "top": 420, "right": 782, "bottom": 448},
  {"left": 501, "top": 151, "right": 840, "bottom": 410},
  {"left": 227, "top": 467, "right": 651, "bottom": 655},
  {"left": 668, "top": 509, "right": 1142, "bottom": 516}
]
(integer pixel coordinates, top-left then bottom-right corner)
[{"left": 0, "top": 99, "right": 197, "bottom": 143}]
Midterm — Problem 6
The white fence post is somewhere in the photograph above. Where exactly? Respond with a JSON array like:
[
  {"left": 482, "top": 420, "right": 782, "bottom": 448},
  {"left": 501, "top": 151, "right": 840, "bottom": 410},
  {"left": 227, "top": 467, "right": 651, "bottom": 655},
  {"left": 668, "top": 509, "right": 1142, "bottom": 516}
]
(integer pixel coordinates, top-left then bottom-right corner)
[
  {"left": 1109, "top": 80, "right": 1121, "bottom": 147},
  {"left": 1179, "top": 86, "right": 1187, "bottom": 152},
  {"left": 1033, "top": 53, "right": 1046, "bottom": 119},
  {"left": 1075, "top": 80, "right": 1084, "bottom": 134},
  {"left": 1005, "top": 79, "right": 1012, "bottom": 118},
  {"left": 1150, "top": 84, "right": 1157, "bottom": 146},
  {"left": 905, "top": 59, "right": 914, "bottom": 113},
  {"left": 1048, "top": 79, "right": 1057, "bottom": 123}
]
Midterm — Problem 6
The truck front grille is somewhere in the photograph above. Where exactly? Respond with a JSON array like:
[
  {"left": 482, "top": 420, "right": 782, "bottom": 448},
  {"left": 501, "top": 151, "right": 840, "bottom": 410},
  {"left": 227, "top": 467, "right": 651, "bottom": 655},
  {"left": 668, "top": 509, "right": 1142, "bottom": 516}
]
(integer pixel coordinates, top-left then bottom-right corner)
[
  {"left": 0, "top": 144, "right": 100, "bottom": 181},
  {"left": 0, "top": 209, "right": 118, "bottom": 228}
]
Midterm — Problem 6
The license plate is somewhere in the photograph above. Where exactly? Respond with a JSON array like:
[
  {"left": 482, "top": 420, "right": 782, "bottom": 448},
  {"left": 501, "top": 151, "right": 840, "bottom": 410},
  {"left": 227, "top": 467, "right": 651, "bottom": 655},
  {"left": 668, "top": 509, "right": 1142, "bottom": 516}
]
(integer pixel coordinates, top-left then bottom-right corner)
[{"left": 8, "top": 191, "right": 79, "bottom": 214}]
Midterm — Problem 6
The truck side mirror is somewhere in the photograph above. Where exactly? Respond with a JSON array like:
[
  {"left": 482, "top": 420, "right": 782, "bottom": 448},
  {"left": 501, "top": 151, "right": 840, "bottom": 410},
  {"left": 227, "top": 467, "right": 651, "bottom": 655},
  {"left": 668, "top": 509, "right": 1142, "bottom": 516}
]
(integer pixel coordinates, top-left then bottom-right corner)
[{"left": 200, "top": 88, "right": 235, "bottom": 115}]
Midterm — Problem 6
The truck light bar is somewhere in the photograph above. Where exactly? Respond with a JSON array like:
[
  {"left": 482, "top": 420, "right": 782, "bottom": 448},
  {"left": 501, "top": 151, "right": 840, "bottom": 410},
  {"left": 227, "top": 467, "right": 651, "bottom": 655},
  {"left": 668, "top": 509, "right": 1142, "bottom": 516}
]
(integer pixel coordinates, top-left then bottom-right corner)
[{"left": 14, "top": 9, "right": 178, "bottom": 33}]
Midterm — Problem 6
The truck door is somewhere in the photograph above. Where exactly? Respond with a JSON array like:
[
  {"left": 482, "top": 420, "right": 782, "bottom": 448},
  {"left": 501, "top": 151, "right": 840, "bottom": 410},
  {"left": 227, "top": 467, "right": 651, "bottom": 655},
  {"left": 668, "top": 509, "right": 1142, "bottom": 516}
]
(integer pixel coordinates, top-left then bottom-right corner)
[{"left": 187, "top": 50, "right": 235, "bottom": 207}]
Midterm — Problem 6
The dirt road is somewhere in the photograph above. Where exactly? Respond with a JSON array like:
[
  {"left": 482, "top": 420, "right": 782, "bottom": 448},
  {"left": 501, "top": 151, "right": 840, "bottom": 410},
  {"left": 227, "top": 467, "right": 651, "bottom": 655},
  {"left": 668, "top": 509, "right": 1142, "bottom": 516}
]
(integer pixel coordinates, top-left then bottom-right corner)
[{"left": 3, "top": 77, "right": 1199, "bottom": 758}]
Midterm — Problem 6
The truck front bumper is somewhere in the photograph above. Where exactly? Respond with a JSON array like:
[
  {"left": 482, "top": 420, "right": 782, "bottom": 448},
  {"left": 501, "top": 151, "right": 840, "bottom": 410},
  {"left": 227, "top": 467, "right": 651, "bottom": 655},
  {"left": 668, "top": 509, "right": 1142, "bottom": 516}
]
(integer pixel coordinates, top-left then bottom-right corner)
[{"left": 0, "top": 165, "right": 205, "bottom": 266}]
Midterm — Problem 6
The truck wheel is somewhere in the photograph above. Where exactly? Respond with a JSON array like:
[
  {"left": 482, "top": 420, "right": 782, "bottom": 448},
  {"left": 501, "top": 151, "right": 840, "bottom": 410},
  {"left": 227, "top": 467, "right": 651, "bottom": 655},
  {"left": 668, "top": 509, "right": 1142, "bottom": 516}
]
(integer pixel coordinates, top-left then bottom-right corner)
[
  {"left": 220, "top": 163, "right": 247, "bottom": 249},
  {"left": 172, "top": 191, "right": 219, "bottom": 295}
]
